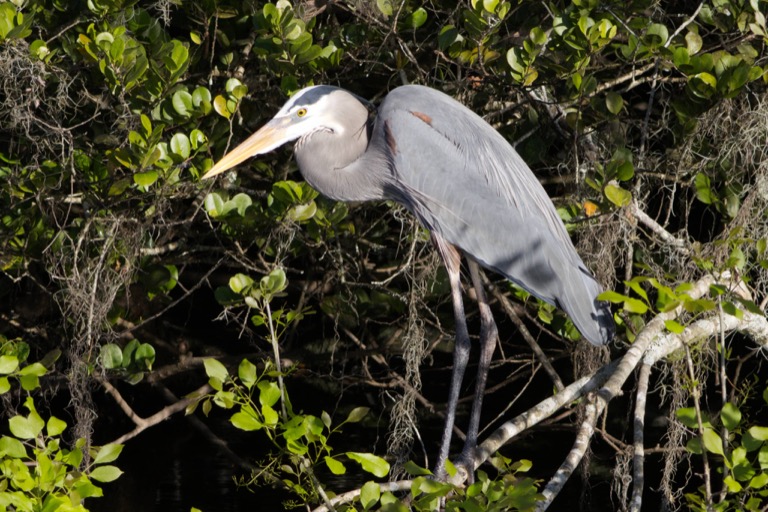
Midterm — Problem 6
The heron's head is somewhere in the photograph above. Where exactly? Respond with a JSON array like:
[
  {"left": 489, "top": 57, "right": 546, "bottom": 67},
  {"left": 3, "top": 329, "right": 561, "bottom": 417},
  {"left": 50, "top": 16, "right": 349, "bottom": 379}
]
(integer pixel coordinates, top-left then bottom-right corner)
[{"left": 201, "top": 85, "right": 367, "bottom": 180}]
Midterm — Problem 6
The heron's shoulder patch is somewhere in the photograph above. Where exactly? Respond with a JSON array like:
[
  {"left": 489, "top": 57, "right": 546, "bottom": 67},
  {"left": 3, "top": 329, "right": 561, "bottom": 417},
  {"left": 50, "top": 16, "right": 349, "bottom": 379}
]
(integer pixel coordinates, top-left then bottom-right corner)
[
  {"left": 409, "top": 111, "right": 433, "bottom": 126},
  {"left": 384, "top": 120, "right": 397, "bottom": 154}
]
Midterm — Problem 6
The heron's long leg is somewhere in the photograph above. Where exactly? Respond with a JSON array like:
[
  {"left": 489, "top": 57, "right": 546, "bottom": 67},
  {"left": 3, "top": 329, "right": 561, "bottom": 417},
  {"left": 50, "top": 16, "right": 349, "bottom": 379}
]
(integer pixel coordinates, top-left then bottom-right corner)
[
  {"left": 459, "top": 260, "right": 499, "bottom": 468},
  {"left": 432, "top": 237, "right": 470, "bottom": 478}
]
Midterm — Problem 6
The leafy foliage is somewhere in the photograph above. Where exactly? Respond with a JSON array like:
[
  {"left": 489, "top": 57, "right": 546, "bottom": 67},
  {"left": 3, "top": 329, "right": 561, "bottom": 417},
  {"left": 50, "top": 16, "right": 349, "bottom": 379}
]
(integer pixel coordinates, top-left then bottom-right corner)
[
  {"left": 1, "top": 0, "right": 767, "bottom": 509},
  {"left": 0, "top": 338, "right": 123, "bottom": 511}
]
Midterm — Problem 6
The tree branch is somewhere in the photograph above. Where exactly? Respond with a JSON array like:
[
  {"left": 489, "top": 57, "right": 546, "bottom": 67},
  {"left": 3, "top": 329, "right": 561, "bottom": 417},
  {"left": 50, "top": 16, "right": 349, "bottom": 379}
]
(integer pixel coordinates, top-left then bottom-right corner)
[{"left": 99, "top": 378, "right": 211, "bottom": 444}]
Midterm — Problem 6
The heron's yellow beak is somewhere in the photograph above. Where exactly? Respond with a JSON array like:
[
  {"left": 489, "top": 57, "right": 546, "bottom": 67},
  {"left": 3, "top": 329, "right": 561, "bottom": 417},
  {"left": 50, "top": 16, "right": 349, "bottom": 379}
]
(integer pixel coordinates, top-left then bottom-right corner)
[{"left": 201, "top": 119, "right": 289, "bottom": 180}]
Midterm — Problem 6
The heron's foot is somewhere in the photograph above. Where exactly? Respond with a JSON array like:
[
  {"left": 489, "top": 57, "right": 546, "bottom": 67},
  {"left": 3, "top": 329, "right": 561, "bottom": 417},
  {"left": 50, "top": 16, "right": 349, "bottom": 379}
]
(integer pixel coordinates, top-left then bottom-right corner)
[
  {"left": 454, "top": 448, "right": 476, "bottom": 484},
  {"left": 432, "top": 459, "right": 470, "bottom": 484}
]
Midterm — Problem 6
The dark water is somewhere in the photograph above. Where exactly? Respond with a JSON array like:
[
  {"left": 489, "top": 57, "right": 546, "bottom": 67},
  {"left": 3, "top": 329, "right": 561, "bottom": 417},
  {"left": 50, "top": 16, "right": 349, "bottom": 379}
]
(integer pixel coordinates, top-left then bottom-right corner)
[{"left": 90, "top": 416, "right": 288, "bottom": 512}]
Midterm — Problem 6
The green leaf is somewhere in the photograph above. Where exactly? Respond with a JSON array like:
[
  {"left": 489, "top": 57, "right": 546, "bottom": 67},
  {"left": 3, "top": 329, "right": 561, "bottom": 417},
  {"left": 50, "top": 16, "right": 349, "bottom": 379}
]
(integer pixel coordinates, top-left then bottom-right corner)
[
  {"left": 664, "top": 319, "right": 685, "bottom": 334},
  {"left": 93, "top": 443, "right": 123, "bottom": 464},
  {"left": 262, "top": 404, "right": 279, "bottom": 426},
  {"left": 9, "top": 411, "right": 45, "bottom": 439},
  {"left": 134, "top": 343, "right": 155, "bottom": 370},
  {"left": 74, "top": 480, "right": 103, "bottom": 499},
  {"left": 683, "top": 298, "right": 716, "bottom": 313},
  {"left": 46, "top": 416, "right": 67, "bottom": 437},
  {"left": 598, "top": 290, "right": 628, "bottom": 303},
  {"left": 261, "top": 268, "right": 287, "bottom": 295},
  {"left": 346, "top": 452, "right": 390, "bottom": 478},
  {"left": 748, "top": 426, "right": 768, "bottom": 441},
  {"left": 702, "top": 427, "right": 724, "bottom": 456},
  {"left": 0, "top": 436, "right": 27, "bottom": 458},
  {"left": 623, "top": 297, "right": 649, "bottom": 314},
  {"left": 403, "top": 8, "right": 427, "bottom": 29},
  {"left": 19, "top": 362, "right": 47, "bottom": 377},
  {"left": 759, "top": 446, "right": 768, "bottom": 469},
  {"left": 134, "top": 170, "right": 158, "bottom": 187},
  {"left": 376, "top": 0, "right": 393, "bottom": 16},
  {"left": 724, "top": 475, "right": 743, "bottom": 492},
  {"left": 258, "top": 381, "right": 281, "bottom": 408},
  {"left": 604, "top": 183, "right": 632, "bottom": 207},
  {"left": 170, "top": 40, "right": 189, "bottom": 71},
  {"left": 0, "top": 377, "right": 9, "bottom": 394},
  {"left": 0, "top": 355, "right": 19, "bottom": 374},
  {"left": 230, "top": 193, "right": 253, "bottom": 216},
  {"left": 403, "top": 460, "right": 433, "bottom": 476},
  {"left": 19, "top": 374, "right": 39, "bottom": 391},
  {"left": 172, "top": 90, "right": 193, "bottom": 117},
  {"left": 90, "top": 465, "right": 123, "bottom": 482},
  {"left": 203, "top": 192, "right": 224, "bottom": 218},
  {"left": 213, "top": 390, "right": 235, "bottom": 408},
  {"left": 644, "top": 23, "right": 669, "bottom": 47},
  {"left": 345, "top": 406, "right": 370, "bottom": 423},
  {"left": 720, "top": 402, "right": 742, "bottom": 430},
  {"left": 685, "top": 31, "right": 703, "bottom": 54},
  {"left": 325, "top": 456, "right": 347, "bottom": 475},
  {"left": 676, "top": 407, "right": 699, "bottom": 428},
  {"left": 530, "top": 27, "right": 547, "bottom": 45},
  {"left": 204, "top": 358, "right": 229, "bottom": 382},
  {"left": 287, "top": 202, "right": 317, "bottom": 222},
  {"left": 238, "top": 359, "right": 257, "bottom": 388},
  {"left": 360, "top": 481, "right": 381, "bottom": 510},
  {"left": 605, "top": 92, "right": 624, "bottom": 114},
  {"left": 749, "top": 473, "right": 768, "bottom": 488},
  {"left": 100, "top": 344, "right": 123, "bottom": 369},
  {"left": 213, "top": 95, "right": 231, "bottom": 118},
  {"left": 170, "top": 133, "right": 191, "bottom": 159},
  {"left": 230, "top": 410, "right": 263, "bottom": 431},
  {"left": 229, "top": 273, "right": 254, "bottom": 294}
]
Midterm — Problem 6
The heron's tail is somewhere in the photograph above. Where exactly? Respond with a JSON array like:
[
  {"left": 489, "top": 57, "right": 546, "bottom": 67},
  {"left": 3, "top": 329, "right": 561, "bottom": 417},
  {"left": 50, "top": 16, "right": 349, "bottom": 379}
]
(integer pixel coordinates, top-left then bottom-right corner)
[{"left": 558, "top": 267, "right": 615, "bottom": 346}]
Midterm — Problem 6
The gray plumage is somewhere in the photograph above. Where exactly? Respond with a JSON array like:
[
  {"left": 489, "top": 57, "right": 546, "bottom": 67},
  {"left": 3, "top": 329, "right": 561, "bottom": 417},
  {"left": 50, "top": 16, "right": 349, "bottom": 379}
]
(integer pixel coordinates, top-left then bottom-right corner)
[
  {"left": 202, "top": 84, "right": 615, "bottom": 475},
  {"left": 290, "top": 85, "right": 613, "bottom": 345}
]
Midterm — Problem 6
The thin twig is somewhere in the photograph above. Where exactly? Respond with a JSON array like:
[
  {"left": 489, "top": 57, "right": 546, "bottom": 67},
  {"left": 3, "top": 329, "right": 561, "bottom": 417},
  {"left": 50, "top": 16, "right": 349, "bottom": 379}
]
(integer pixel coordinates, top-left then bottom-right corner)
[
  {"left": 683, "top": 343, "right": 714, "bottom": 510},
  {"left": 490, "top": 285, "right": 565, "bottom": 391}
]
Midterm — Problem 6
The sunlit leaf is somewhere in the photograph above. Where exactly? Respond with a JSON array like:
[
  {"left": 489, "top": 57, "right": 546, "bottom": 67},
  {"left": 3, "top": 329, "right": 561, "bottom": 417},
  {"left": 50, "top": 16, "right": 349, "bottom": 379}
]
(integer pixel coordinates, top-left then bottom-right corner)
[
  {"left": 0, "top": 436, "right": 27, "bottom": 458},
  {"left": 9, "top": 411, "right": 45, "bottom": 439},
  {"left": 0, "top": 355, "right": 19, "bottom": 374},
  {"left": 604, "top": 183, "right": 632, "bottom": 207},
  {"left": 231, "top": 410, "right": 263, "bottom": 431},
  {"left": 325, "top": 456, "right": 346, "bottom": 475},
  {"left": 170, "top": 133, "right": 191, "bottom": 159},
  {"left": 676, "top": 407, "right": 699, "bottom": 428},
  {"left": 346, "top": 452, "right": 390, "bottom": 478},
  {"left": 204, "top": 358, "right": 229, "bottom": 382},
  {"left": 702, "top": 427, "right": 724, "bottom": 456},
  {"left": 90, "top": 465, "right": 123, "bottom": 482},
  {"left": 721, "top": 402, "right": 742, "bottom": 430},
  {"left": 46, "top": 416, "right": 67, "bottom": 437},
  {"left": 360, "top": 481, "right": 381, "bottom": 510},
  {"left": 93, "top": 443, "right": 124, "bottom": 465},
  {"left": 134, "top": 170, "right": 158, "bottom": 188}
]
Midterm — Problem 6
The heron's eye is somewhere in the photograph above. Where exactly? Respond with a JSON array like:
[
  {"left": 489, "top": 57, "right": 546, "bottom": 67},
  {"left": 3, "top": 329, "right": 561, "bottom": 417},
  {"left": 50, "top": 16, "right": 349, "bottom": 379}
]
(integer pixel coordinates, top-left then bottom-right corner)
[{"left": 296, "top": 108, "right": 307, "bottom": 117}]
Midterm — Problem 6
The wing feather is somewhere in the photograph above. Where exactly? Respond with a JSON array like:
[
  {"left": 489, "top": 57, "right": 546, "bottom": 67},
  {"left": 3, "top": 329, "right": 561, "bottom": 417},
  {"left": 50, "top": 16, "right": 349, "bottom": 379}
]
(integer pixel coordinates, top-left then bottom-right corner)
[{"left": 375, "top": 85, "right": 613, "bottom": 345}]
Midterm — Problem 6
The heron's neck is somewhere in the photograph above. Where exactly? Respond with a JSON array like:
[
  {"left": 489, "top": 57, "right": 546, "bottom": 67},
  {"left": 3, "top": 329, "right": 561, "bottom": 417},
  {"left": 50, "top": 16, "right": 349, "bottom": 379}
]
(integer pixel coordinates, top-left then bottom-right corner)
[{"left": 294, "top": 119, "right": 389, "bottom": 202}]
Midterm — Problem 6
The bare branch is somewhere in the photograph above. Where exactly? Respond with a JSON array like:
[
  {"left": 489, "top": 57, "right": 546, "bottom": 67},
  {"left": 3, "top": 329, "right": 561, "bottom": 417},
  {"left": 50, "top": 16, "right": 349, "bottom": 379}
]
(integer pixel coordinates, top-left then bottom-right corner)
[
  {"left": 311, "top": 481, "right": 415, "bottom": 512},
  {"left": 628, "top": 200, "right": 688, "bottom": 253},
  {"left": 537, "top": 397, "right": 599, "bottom": 509},
  {"left": 630, "top": 362, "right": 652, "bottom": 511},
  {"left": 99, "top": 379, "right": 211, "bottom": 445}
]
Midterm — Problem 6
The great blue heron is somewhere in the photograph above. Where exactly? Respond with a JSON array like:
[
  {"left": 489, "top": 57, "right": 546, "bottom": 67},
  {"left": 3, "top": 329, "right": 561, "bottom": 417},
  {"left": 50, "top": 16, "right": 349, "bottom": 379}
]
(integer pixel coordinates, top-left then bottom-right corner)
[{"left": 202, "top": 84, "right": 614, "bottom": 476}]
